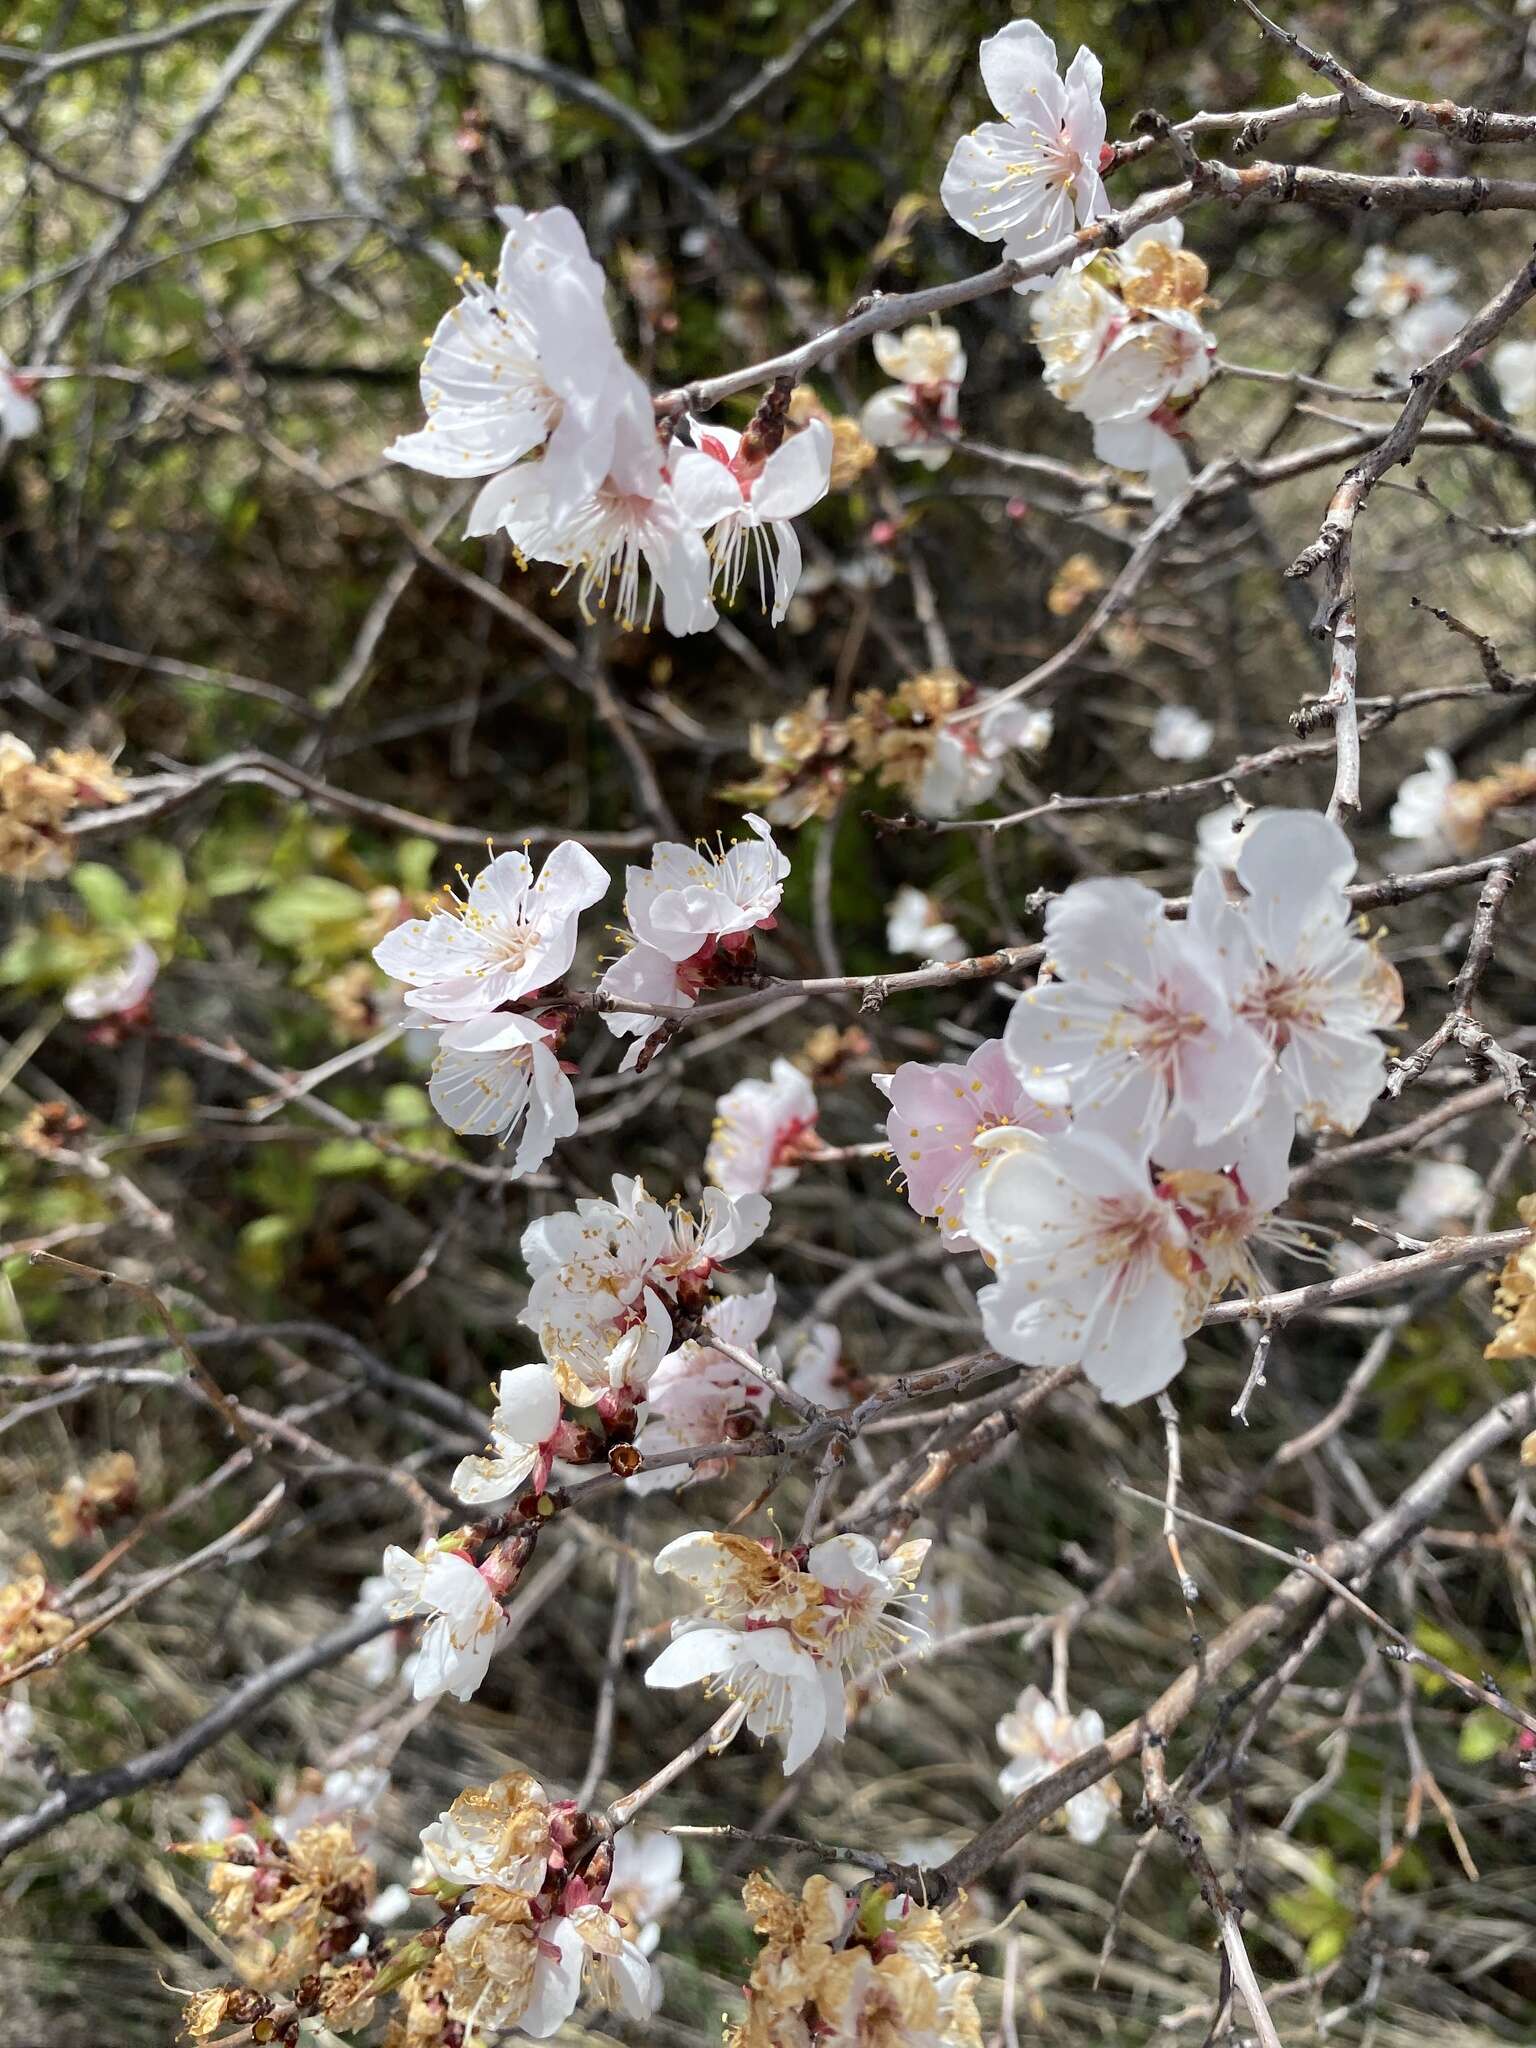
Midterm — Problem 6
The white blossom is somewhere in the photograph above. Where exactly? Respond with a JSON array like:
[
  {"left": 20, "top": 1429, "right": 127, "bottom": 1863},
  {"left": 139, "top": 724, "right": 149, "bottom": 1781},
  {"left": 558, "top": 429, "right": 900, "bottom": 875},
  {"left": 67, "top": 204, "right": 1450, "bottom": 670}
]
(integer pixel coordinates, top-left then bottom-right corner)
[
  {"left": 886, "top": 885, "right": 965, "bottom": 962},
  {"left": 0, "top": 355, "right": 39, "bottom": 444},
  {"left": 1191, "top": 809, "right": 1403, "bottom": 1134},
  {"left": 1004, "top": 876, "right": 1267, "bottom": 1145},
  {"left": 647, "top": 1529, "right": 926, "bottom": 1771},
  {"left": 426, "top": 1012, "right": 578, "bottom": 1176},
  {"left": 276, "top": 1763, "right": 390, "bottom": 1838},
  {"left": 1492, "top": 335, "right": 1536, "bottom": 422},
  {"left": 476, "top": 367, "right": 721, "bottom": 635},
  {"left": 1380, "top": 295, "right": 1468, "bottom": 374},
  {"left": 941, "top": 20, "right": 1108, "bottom": 288},
  {"left": 918, "top": 692, "right": 1050, "bottom": 817},
  {"left": 784, "top": 1320, "right": 849, "bottom": 1408},
  {"left": 966, "top": 1124, "right": 1196, "bottom": 1403},
  {"left": 608, "top": 1830, "right": 684, "bottom": 1955},
  {"left": 597, "top": 816, "right": 790, "bottom": 1060},
  {"left": 390, "top": 206, "right": 627, "bottom": 525},
  {"left": 671, "top": 417, "right": 832, "bottom": 622},
  {"left": 645, "top": 1621, "right": 845, "bottom": 1774},
  {"left": 521, "top": 1176, "right": 768, "bottom": 1400},
  {"left": 452, "top": 1364, "right": 563, "bottom": 1504},
  {"left": 628, "top": 1282, "right": 775, "bottom": 1492},
  {"left": 1347, "top": 246, "right": 1459, "bottom": 321},
  {"left": 1389, "top": 746, "right": 1459, "bottom": 861},
  {"left": 1149, "top": 703, "right": 1213, "bottom": 762},
  {"left": 860, "top": 323, "right": 967, "bottom": 469},
  {"left": 373, "top": 841, "right": 608, "bottom": 1022},
  {"left": 996, "top": 1685, "right": 1119, "bottom": 1843},
  {"left": 1399, "top": 1157, "right": 1483, "bottom": 1238},
  {"left": 63, "top": 938, "right": 158, "bottom": 1021},
  {"left": 705, "top": 1056, "right": 820, "bottom": 1197},
  {"left": 381, "top": 1543, "right": 510, "bottom": 1703}
]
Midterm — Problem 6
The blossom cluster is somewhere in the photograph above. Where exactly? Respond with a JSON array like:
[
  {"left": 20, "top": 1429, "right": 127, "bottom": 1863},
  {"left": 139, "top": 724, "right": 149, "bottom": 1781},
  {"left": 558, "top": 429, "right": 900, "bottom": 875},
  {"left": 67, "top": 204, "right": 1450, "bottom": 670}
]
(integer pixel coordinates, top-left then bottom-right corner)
[
  {"left": 1348, "top": 244, "right": 1536, "bottom": 409},
  {"left": 0, "top": 731, "right": 124, "bottom": 882},
  {"left": 645, "top": 1528, "right": 930, "bottom": 1773},
  {"left": 377, "top": 1174, "right": 793, "bottom": 1702},
  {"left": 390, "top": 206, "right": 831, "bottom": 633},
  {"left": 370, "top": 816, "right": 791, "bottom": 1170},
  {"left": 180, "top": 1766, "right": 683, "bottom": 2044},
  {"left": 728, "top": 1870, "right": 979, "bottom": 2048},
  {"left": 729, "top": 669, "right": 1052, "bottom": 825},
  {"left": 1030, "top": 218, "right": 1216, "bottom": 507},
  {"left": 882, "top": 809, "right": 1404, "bottom": 1402}
]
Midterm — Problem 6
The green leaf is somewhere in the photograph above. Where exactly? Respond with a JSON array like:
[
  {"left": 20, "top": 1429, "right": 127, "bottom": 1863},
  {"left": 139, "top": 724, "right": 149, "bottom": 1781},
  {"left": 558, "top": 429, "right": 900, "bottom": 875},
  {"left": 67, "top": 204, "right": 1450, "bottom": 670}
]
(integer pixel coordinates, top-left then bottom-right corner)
[
  {"left": 71, "top": 862, "right": 135, "bottom": 930},
  {"left": 382, "top": 1084, "right": 434, "bottom": 1130},
  {"left": 1458, "top": 1707, "right": 1510, "bottom": 1764},
  {"left": 311, "top": 1138, "right": 385, "bottom": 1175},
  {"left": 252, "top": 876, "right": 368, "bottom": 949}
]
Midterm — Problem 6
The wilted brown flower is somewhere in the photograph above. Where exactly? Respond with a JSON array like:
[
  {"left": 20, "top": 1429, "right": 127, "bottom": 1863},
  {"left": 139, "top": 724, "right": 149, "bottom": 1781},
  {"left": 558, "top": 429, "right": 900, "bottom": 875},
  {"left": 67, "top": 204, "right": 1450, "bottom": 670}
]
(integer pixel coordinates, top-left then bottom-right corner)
[
  {"left": 13, "top": 1100, "right": 89, "bottom": 1154},
  {"left": 47, "top": 1449, "right": 139, "bottom": 1547},
  {"left": 1118, "top": 236, "right": 1209, "bottom": 314},
  {"left": 729, "top": 1873, "right": 979, "bottom": 2048},
  {"left": 1485, "top": 1193, "right": 1536, "bottom": 1362},
  {"left": 209, "top": 1820, "right": 375, "bottom": 1990},
  {"left": 0, "top": 733, "right": 124, "bottom": 881},
  {"left": 0, "top": 1572, "right": 69, "bottom": 1672},
  {"left": 789, "top": 386, "right": 876, "bottom": 489},
  {"left": 725, "top": 688, "right": 852, "bottom": 825},
  {"left": 1046, "top": 551, "right": 1107, "bottom": 617},
  {"left": 846, "top": 669, "right": 969, "bottom": 804}
]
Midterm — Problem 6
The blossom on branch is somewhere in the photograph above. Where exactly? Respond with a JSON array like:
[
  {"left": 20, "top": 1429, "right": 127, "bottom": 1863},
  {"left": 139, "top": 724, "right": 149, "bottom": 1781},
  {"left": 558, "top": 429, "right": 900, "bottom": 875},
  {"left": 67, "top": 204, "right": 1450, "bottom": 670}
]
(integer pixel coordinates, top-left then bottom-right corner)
[
  {"left": 1031, "top": 222, "right": 1216, "bottom": 506},
  {"left": 380, "top": 1542, "right": 511, "bottom": 1703},
  {"left": 629, "top": 1281, "right": 776, "bottom": 1491},
  {"left": 996, "top": 1684, "right": 1119, "bottom": 1843},
  {"left": 672, "top": 414, "right": 832, "bottom": 621},
  {"left": 373, "top": 842, "right": 608, "bottom": 1023},
  {"left": 1347, "top": 246, "right": 1459, "bottom": 321},
  {"left": 452, "top": 1364, "right": 564, "bottom": 1504},
  {"left": 886, "top": 884, "right": 965, "bottom": 962},
  {"left": 645, "top": 1530, "right": 928, "bottom": 1772},
  {"left": 941, "top": 18, "right": 1108, "bottom": 286},
  {"left": 598, "top": 815, "right": 790, "bottom": 1066},
  {"left": 1190, "top": 808, "right": 1403, "bottom": 1134},
  {"left": 860, "top": 322, "right": 967, "bottom": 469},
  {"left": 878, "top": 1036, "right": 1061, "bottom": 1250},
  {"left": 426, "top": 1011, "right": 580, "bottom": 1175},
  {"left": 706, "top": 1057, "right": 821, "bottom": 1198}
]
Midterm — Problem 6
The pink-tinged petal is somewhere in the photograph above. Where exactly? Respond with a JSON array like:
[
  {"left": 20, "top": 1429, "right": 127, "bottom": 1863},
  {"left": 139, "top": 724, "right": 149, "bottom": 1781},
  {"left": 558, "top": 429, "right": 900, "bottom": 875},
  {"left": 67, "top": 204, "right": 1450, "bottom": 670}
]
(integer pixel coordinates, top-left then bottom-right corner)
[
  {"left": 977, "top": 16, "right": 1063, "bottom": 119},
  {"left": 752, "top": 419, "right": 833, "bottom": 522}
]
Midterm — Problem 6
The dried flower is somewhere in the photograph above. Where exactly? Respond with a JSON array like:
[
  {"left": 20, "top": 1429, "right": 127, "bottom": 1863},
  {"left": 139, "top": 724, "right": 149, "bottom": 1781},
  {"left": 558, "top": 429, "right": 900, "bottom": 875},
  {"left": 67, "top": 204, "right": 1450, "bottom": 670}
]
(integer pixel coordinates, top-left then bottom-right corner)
[{"left": 46, "top": 1449, "right": 139, "bottom": 1546}]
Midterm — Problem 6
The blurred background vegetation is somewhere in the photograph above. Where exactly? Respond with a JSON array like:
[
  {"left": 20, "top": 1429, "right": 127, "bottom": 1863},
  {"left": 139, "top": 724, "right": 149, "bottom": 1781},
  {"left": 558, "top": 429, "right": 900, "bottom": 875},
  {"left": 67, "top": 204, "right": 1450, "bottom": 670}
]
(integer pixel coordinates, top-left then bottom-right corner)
[{"left": 3, "top": 1, "right": 1536, "bottom": 2042}]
